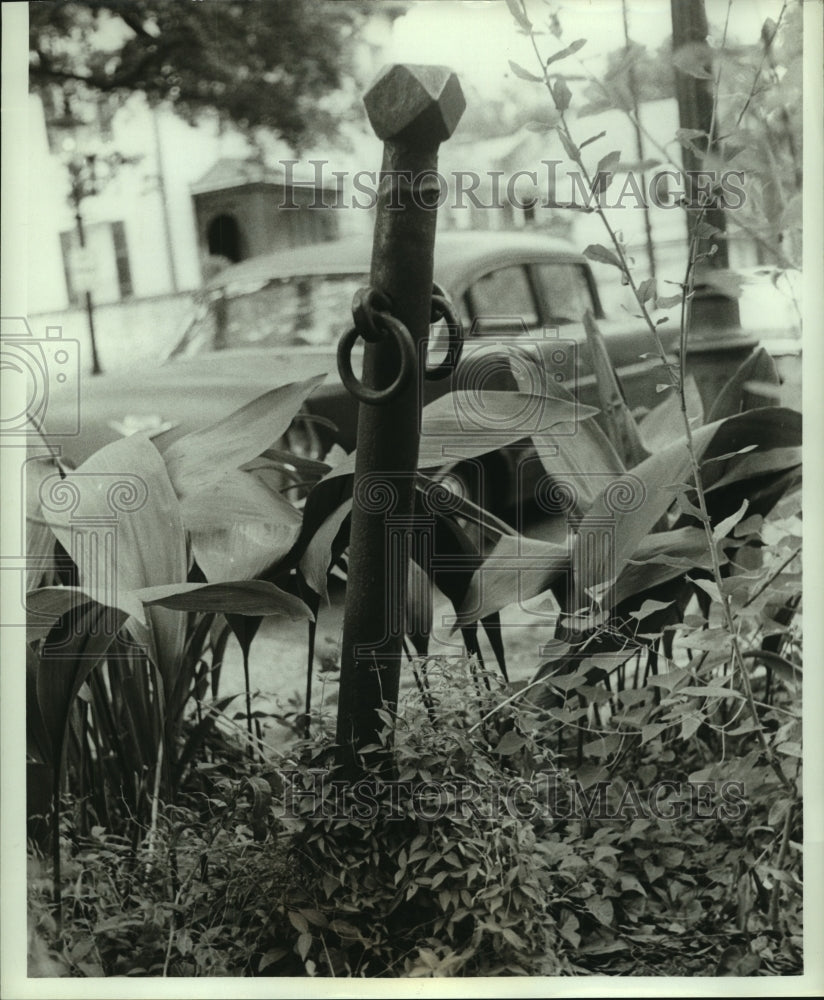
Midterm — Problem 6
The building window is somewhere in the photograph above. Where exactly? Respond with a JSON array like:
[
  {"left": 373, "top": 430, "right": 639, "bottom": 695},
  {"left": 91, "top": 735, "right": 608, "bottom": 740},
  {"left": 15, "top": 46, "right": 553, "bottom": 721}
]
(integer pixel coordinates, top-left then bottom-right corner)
[
  {"left": 59, "top": 221, "right": 133, "bottom": 306},
  {"left": 207, "top": 214, "right": 243, "bottom": 263}
]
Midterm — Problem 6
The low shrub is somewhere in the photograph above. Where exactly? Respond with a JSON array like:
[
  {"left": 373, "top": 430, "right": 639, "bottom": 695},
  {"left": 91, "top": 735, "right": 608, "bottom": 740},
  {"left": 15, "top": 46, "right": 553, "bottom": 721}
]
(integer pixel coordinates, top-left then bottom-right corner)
[{"left": 28, "top": 655, "right": 802, "bottom": 978}]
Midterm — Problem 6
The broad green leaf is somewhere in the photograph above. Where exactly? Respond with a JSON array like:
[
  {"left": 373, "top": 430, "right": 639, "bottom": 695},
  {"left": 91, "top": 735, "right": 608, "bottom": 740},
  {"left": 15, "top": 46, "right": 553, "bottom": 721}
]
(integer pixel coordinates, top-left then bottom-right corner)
[
  {"left": 299, "top": 498, "right": 352, "bottom": 601},
  {"left": 592, "top": 150, "right": 621, "bottom": 194},
  {"left": 628, "top": 599, "right": 675, "bottom": 622},
  {"left": 682, "top": 684, "right": 743, "bottom": 700},
  {"left": 614, "top": 527, "right": 715, "bottom": 607},
  {"left": 133, "top": 580, "right": 314, "bottom": 621},
  {"left": 321, "top": 391, "right": 599, "bottom": 482},
  {"left": 546, "top": 38, "right": 586, "bottom": 66},
  {"left": 582, "top": 309, "right": 648, "bottom": 466},
  {"left": 27, "top": 585, "right": 147, "bottom": 639},
  {"left": 558, "top": 914, "right": 581, "bottom": 947},
  {"left": 690, "top": 576, "right": 722, "bottom": 604},
  {"left": 26, "top": 456, "right": 60, "bottom": 591},
  {"left": 552, "top": 76, "right": 572, "bottom": 111},
  {"left": 673, "top": 628, "right": 732, "bottom": 652},
  {"left": 706, "top": 446, "right": 801, "bottom": 492},
  {"left": 39, "top": 434, "right": 188, "bottom": 686},
  {"left": 179, "top": 471, "right": 298, "bottom": 531},
  {"left": 29, "top": 575, "right": 312, "bottom": 649},
  {"left": 638, "top": 277, "right": 657, "bottom": 304},
  {"left": 573, "top": 407, "right": 800, "bottom": 600},
  {"left": 163, "top": 375, "right": 326, "bottom": 496},
  {"left": 558, "top": 129, "right": 579, "bottom": 161},
  {"left": 454, "top": 533, "right": 569, "bottom": 625},
  {"left": 733, "top": 513, "right": 763, "bottom": 537},
  {"left": 501, "top": 927, "right": 527, "bottom": 949},
  {"left": 637, "top": 375, "right": 704, "bottom": 453},
  {"left": 36, "top": 601, "right": 128, "bottom": 764},
  {"left": 641, "top": 723, "right": 668, "bottom": 744},
  {"left": 585, "top": 896, "right": 614, "bottom": 926},
  {"left": 724, "top": 718, "right": 760, "bottom": 736},
  {"left": 179, "top": 470, "right": 302, "bottom": 582},
  {"left": 672, "top": 487, "right": 704, "bottom": 522},
  {"left": 579, "top": 130, "right": 606, "bottom": 150},
  {"left": 288, "top": 911, "right": 310, "bottom": 935},
  {"left": 508, "top": 60, "right": 542, "bottom": 83},
  {"left": 297, "top": 933, "right": 312, "bottom": 962},
  {"left": 655, "top": 293, "right": 683, "bottom": 308},
  {"left": 707, "top": 347, "right": 782, "bottom": 422},
  {"left": 675, "top": 127, "right": 706, "bottom": 141},
  {"left": 531, "top": 419, "right": 626, "bottom": 511},
  {"left": 249, "top": 446, "right": 330, "bottom": 484},
  {"left": 619, "top": 876, "right": 646, "bottom": 898},
  {"left": 299, "top": 909, "right": 329, "bottom": 929},
  {"left": 680, "top": 713, "right": 704, "bottom": 740},
  {"left": 495, "top": 731, "right": 527, "bottom": 755},
  {"left": 406, "top": 557, "right": 432, "bottom": 657},
  {"left": 481, "top": 610, "right": 508, "bottom": 682},
  {"left": 712, "top": 500, "right": 749, "bottom": 541},
  {"left": 583, "top": 244, "right": 623, "bottom": 270},
  {"left": 505, "top": 0, "right": 532, "bottom": 32}
]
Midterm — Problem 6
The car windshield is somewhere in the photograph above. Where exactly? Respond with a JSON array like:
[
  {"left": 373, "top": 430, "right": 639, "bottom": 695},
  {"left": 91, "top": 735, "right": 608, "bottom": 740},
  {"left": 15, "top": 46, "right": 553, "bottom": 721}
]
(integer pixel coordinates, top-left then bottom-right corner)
[{"left": 169, "top": 273, "right": 367, "bottom": 358}]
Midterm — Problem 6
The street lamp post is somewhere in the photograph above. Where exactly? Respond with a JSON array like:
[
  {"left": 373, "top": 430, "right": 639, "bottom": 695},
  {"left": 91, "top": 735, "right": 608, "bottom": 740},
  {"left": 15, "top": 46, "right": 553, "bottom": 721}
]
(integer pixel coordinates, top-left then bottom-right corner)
[
  {"left": 66, "top": 158, "right": 103, "bottom": 376},
  {"left": 62, "top": 144, "right": 126, "bottom": 377}
]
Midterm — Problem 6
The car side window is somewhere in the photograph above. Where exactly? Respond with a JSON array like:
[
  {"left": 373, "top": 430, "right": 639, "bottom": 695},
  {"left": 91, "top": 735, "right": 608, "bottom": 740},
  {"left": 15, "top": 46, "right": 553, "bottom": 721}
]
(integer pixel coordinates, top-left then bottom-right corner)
[
  {"left": 466, "top": 266, "right": 539, "bottom": 331},
  {"left": 533, "top": 263, "right": 595, "bottom": 325}
]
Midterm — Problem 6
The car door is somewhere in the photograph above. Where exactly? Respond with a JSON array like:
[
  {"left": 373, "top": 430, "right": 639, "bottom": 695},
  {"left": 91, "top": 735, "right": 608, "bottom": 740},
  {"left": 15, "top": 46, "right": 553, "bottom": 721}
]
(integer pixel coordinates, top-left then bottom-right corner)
[
  {"left": 529, "top": 258, "right": 674, "bottom": 415},
  {"left": 457, "top": 261, "right": 554, "bottom": 394},
  {"left": 425, "top": 261, "right": 554, "bottom": 512}
]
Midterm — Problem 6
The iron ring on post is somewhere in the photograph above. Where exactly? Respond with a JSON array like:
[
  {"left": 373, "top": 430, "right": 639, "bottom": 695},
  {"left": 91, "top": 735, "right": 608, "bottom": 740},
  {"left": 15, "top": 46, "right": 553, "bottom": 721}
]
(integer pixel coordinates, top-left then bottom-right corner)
[
  {"left": 426, "top": 283, "right": 464, "bottom": 381},
  {"left": 337, "top": 309, "right": 417, "bottom": 406},
  {"left": 351, "top": 286, "right": 392, "bottom": 344}
]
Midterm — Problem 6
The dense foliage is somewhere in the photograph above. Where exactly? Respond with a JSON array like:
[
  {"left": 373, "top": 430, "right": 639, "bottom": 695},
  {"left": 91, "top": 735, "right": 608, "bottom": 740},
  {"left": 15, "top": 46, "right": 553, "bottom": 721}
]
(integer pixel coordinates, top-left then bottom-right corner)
[
  {"left": 29, "top": 0, "right": 366, "bottom": 145},
  {"left": 29, "top": 652, "right": 802, "bottom": 977}
]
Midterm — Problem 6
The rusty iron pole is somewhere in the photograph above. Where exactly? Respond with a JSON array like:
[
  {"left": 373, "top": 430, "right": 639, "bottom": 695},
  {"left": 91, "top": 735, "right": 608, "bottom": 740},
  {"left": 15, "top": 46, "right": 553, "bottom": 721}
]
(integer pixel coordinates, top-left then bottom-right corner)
[{"left": 335, "top": 65, "right": 465, "bottom": 776}]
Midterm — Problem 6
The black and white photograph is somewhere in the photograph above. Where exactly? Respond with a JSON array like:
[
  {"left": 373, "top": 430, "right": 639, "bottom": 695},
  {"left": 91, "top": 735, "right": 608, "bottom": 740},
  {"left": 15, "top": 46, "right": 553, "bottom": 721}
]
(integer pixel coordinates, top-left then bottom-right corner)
[{"left": 1, "top": 0, "right": 821, "bottom": 993}]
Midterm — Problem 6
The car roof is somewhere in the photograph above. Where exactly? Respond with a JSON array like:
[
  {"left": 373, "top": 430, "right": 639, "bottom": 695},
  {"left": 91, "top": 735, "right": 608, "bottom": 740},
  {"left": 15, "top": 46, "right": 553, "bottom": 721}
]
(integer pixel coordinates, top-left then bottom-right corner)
[{"left": 205, "top": 230, "right": 587, "bottom": 296}]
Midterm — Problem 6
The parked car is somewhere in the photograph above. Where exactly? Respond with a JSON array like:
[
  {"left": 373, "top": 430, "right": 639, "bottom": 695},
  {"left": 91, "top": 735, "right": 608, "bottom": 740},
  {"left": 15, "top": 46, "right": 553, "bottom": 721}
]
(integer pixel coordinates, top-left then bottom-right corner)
[{"left": 37, "top": 231, "right": 761, "bottom": 514}]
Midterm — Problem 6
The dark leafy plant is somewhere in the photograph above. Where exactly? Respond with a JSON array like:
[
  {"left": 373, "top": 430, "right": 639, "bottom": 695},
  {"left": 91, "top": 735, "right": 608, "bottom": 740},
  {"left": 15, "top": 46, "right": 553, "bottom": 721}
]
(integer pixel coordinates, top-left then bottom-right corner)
[{"left": 25, "top": 377, "right": 326, "bottom": 925}]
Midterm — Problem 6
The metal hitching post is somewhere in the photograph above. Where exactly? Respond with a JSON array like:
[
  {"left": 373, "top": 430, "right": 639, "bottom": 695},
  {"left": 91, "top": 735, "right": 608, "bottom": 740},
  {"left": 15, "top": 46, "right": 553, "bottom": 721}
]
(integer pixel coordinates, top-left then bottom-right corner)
[{"left": 335, "top": 65, "right": 465, "bottom": 777}]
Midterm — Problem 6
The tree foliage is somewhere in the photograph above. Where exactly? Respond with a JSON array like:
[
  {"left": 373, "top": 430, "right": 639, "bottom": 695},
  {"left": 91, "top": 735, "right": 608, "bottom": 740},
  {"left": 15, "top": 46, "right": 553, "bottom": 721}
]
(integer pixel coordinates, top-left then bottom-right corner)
[{"left": 29, "top": 0, "right": 366, "bottom": 146}]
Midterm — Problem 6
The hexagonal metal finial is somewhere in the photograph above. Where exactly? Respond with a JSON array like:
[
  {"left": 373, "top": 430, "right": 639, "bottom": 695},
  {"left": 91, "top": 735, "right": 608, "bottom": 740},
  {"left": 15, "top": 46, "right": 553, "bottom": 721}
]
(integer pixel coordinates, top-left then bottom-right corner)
[{"left": 363, "top": 64, "right": 466, "bottom": 146}]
